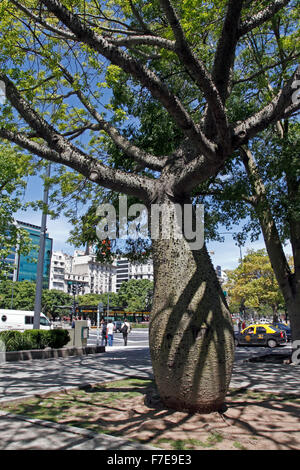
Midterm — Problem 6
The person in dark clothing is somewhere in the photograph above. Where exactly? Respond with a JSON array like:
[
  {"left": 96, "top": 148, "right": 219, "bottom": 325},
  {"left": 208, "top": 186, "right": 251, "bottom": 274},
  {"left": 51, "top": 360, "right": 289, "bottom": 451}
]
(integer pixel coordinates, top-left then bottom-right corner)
[
  {"left": 121, "top": 319, "right": 131, "bottom": 346},
  {"left": 101, "top": 321, "right": 107, "bottom": 347}
]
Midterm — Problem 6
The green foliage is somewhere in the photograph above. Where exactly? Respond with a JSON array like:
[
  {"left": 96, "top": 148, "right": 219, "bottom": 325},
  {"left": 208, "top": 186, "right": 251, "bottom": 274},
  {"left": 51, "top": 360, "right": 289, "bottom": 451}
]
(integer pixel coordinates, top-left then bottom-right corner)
[
  {"left": 41, "top": 289, "right": 72, "bottom": 318},
  {"left": 77, "top": 291, "right": 120, "bottom": 307},
  {"left": 0, "top": 281, "right": 72, "bottom": 314},
  {"left": 0, "top": 330, "right": 24, "bottom": 351},
  {"left": 0, "top": 328, "right": 70, "bottom": 351},
  {"left": 46, "top": 329, "right": 70, "bottom": 349},
  {"left": 118, "top": 279, "right": 153, "bottom": 311},
  {"left": 23, "top": 329, "right": 49, "bottom": 350},
  {"left": 224, "top": 249, "right": 286, "bottom": 313},
  {"left": 0, "top": 0, "right": 298, "bottom": 268}
]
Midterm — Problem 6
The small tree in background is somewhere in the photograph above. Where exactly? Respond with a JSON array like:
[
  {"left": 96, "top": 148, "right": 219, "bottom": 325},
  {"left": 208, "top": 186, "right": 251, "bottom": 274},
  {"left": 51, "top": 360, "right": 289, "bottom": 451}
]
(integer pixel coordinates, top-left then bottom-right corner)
[
  {"left": 118, "top": 279, "right": 154, "bottom": 311},
  {"left": 224, "top": 249, "right": 286, "bottom": 319}
]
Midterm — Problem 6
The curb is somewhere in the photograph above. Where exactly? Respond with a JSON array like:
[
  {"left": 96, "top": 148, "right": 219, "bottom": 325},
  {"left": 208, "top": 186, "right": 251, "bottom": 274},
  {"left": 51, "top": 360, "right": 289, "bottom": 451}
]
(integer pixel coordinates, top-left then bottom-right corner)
[{"left": 3, "top": 345, "right": 105, "bottom": 362}]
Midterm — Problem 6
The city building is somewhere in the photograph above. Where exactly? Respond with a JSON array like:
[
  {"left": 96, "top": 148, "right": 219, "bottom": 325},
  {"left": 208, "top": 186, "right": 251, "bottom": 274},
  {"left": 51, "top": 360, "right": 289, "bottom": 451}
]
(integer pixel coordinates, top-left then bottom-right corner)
[
  {"left": 129, "top": 259, "right": 154, "bottom": 282},
  {"left": 6, "top": 221, "right": 53, "bottom": 289},
  {"left": 71, "top": 249, "right": 116, "bottom": 294},
  {"left": 115, "top": 258, "right": 129, "bottom": 291},
  {"left": 215, "top": 265, "right": 228, "bottom": 286},
  {"left": 49, "top": 248, "right": 116, "bottom": 294},
  {"left": 115, "top": 258, "right": 154, "bottom": 291},
  {"left": 49, "top": 251, "right": 73, "bottom": 291}
]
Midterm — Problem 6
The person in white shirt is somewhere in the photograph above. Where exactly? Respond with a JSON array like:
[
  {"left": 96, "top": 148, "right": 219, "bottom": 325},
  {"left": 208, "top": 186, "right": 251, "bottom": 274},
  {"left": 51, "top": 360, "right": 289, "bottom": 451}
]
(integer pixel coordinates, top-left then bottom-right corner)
[{"left": 107, "top": 320, "right": 115, "bottom": 346}]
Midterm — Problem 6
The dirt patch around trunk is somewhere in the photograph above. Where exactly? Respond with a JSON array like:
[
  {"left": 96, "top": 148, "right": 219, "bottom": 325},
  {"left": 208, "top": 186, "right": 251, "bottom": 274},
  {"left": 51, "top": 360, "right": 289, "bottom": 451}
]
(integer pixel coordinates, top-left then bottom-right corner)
[{"left": 1, "top": 378, "right": 299, "bottom": 450}]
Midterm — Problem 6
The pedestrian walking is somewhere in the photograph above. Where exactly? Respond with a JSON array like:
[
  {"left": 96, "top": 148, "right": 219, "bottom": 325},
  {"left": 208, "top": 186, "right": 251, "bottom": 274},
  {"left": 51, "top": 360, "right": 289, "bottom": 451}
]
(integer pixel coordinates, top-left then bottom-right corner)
[
  {"left": 238, "top": 319, "right": 242, "bottom": 332},
  {"left": 121, "top": 319, "right": 131, "bottom": 346},
  {"left": 101, "top": 320, "right": 108, "bottom": 347},
  {"left": 107, "top": 319, "right": 115, "bottom": 346},
  {"left": 242, "top": 320, "right": 246, "bottom": 330}
]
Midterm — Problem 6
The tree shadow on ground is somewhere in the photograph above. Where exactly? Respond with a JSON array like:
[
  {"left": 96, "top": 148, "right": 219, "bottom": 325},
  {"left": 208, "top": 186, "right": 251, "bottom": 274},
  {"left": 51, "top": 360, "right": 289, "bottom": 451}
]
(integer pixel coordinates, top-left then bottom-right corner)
[{"left": 2, "top": 378, "right": 299, "bottom": 450}]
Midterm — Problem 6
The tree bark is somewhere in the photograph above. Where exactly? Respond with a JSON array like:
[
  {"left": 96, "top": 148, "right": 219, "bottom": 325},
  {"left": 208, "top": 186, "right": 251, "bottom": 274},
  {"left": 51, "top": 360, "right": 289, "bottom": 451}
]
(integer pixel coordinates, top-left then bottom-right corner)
[
  {"left": 149, "top": 197, "right": 234, "bottom": 413},
  {"left": 241, "top": 146, "right": 300, "bottom": 343}
]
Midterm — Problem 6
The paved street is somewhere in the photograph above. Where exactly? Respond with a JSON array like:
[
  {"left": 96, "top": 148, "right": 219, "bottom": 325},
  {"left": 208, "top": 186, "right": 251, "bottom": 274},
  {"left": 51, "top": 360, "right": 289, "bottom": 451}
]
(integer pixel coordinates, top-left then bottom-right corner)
[{"left": 87, "top": 328, "right": 149, "bottom": 349}]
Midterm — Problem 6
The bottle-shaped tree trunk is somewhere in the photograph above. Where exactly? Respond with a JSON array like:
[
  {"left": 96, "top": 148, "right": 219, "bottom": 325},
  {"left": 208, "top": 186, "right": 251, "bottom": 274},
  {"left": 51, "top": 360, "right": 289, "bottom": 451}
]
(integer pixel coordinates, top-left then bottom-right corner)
[{"left": 149, "top": 197, "right": 234, "bottom": 413}]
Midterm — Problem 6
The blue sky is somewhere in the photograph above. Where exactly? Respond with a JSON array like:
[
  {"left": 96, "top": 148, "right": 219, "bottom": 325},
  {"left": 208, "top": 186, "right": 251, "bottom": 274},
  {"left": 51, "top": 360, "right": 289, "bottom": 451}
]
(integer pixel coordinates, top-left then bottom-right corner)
[{"left": 15, "top": 174, "right": 292, "bottom": 272}]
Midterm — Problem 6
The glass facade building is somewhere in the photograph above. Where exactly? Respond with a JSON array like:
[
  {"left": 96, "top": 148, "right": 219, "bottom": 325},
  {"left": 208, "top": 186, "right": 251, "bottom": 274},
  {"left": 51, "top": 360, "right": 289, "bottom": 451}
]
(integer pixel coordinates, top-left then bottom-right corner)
[{"left": 15, "top": 221, "right": 53, "bottom": 289}]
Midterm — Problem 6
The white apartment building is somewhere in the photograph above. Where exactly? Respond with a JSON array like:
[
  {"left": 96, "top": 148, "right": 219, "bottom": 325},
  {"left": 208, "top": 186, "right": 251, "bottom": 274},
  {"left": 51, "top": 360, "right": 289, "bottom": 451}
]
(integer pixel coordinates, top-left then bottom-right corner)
[
  {"left": 49, "top": 251, "right": 72, "bottom": 291},
  {"left": 72, "top": 250, "right": 116, "bottom": 294},
  {"left": 49, "top": 250, "right": 117, "bottom": 294},
  {"left": 129, "top": 260, "right": 154, "bottom": 282}
]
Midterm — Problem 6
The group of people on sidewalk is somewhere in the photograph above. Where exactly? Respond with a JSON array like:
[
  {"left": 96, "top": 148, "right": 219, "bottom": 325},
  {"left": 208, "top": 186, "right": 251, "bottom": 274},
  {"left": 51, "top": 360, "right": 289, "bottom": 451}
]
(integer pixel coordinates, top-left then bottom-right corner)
[{"left": 100, "top": 318, "right": 131, "bottom": 347}]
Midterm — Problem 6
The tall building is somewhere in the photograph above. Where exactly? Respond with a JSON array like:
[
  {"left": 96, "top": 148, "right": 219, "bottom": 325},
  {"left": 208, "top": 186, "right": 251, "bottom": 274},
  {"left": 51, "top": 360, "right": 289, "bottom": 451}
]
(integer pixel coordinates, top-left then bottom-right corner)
[
  {"left": 49, "top": 251, "right": 73, "bottom": 291},
  {"left": 115, "top": 258, "right": 154, "bottom": 291},
  {"left": 215, "top": 265, "right": 228, "bottom": 286},
  {"left": 7, "top": 221, "right": 53, "bottom": 289},
  {"left": 115, "top": 258, "right": 129, "bottom": 291}
]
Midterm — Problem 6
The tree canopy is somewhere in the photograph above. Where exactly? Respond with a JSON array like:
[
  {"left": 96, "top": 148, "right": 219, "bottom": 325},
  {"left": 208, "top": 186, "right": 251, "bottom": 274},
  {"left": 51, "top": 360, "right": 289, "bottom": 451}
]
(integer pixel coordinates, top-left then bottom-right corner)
[
  {"left": 0, "top": 1, "right": 298, "bottom": 213},
  {"left": 0, "top": 280, "right": 72, "bottom": 315},
  {"left": 117, "top": 278, "right": 153, "bottom": 311},
  {"left": 0, "top": 145, "right": 35, "bottom": 279},
  {"left": 224, "top": 249, "right": 286, "bottom": 315}
]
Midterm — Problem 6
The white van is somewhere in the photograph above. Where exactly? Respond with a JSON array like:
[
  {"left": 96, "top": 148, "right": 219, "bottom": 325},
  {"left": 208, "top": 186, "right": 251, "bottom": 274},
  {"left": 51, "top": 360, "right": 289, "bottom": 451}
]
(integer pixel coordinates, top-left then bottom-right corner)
[{"left": 0, "top": 309, "right": 51, "bottom": 331}]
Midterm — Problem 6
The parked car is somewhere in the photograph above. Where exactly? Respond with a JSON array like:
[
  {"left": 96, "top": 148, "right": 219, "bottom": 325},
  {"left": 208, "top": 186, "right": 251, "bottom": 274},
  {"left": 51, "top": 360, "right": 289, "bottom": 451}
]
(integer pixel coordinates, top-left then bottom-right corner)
[
  {"left": 235, "top": 323, "right": 287, "bottom": 348},
  {"left": 271, "top": 322, "right": 291, "bottom": 342}
]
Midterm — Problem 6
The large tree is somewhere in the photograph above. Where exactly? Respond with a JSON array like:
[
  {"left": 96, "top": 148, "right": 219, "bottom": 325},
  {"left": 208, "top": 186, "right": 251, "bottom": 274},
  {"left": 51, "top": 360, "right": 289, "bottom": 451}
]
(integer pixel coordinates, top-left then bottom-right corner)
[
  {"left": 192, "top": 12, "right": 300, "bottom": 344},
  {"left": 0, "top": 0, "right": 299, "bottom": 412}
]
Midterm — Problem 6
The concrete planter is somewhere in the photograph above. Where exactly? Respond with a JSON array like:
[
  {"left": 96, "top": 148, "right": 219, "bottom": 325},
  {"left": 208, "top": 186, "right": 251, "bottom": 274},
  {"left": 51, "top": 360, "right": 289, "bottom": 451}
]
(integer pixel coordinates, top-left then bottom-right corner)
[{"left": 2, "top": 345, "right": 105, "bottom": 362}]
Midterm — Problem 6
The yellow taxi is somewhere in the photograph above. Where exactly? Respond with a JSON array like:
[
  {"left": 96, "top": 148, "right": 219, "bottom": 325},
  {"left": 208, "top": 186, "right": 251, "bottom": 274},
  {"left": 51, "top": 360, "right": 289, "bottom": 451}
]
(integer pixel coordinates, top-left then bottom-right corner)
[{"left": 235, "top": 323, "right": 287, "bottom": 348}]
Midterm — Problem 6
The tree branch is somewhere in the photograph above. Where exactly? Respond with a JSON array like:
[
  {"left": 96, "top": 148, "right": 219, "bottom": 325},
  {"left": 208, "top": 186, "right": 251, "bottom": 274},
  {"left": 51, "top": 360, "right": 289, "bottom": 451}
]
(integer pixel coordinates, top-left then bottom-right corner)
[
  {"left": 233, "top": 66, "right": 300, "bottom": 146},
  {"left": 9, "top": 0, "right": 78, "bottom": 41},
  {"left": 0, "top": 75, "right": 155, "bottom": 201},
  {"left": 59, "top": 66, "right": 168, "bottom": 171},
  {"left": 158, "top": 0, "right": 230, "bottom": 149},
  {"left": 109, "top": 35, "right": 176, "bottom": 51},
  {"left": 239, "top": 0, "right": 291, "bottom": 37},
  {"left": 40, "top": 0, "right": 213, "bottom": 156},
  {"left": 203, "top": 0, "right": 243, "bottom": 142}
]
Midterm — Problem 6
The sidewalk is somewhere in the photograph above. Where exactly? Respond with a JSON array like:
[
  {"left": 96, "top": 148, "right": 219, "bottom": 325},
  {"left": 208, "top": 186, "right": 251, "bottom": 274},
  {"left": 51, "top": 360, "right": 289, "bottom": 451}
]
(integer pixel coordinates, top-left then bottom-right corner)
[{"left": 0, "top": 346, "right": 299, "bottom": 450}]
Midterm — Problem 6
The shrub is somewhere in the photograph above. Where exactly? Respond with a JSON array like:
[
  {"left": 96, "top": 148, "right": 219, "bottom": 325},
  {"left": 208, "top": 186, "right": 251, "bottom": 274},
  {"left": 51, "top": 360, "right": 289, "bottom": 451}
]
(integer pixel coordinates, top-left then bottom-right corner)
[
  {"left": 23, "top": 330, "right": 49, "bottom": 350},
  {"left": 0, "top": 328, "right": 70, "bottom": 351},
  {"left": 0, "top": 330, "right": 26, "bottom": 351},
  {"left": 47, "top": 329, "right": 70, "bottom": 349}
]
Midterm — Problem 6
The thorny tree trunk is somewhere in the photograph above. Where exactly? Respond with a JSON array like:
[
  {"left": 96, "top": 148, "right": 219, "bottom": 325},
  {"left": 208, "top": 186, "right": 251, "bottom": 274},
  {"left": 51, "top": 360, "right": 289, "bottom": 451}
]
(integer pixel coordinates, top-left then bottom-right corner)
[{"left": 149, "top": 197, "right": 234, "bottom": 413}]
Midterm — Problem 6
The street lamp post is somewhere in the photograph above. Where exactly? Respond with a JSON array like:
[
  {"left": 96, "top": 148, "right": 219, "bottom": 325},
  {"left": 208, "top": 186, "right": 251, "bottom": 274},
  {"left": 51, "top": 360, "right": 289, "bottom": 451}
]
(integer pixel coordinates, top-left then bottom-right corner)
[
  {"left": 33, "top": 163, "right": 51, "bottom": 330},
  {"left": 97, "top": 302, "right": 103, "bottom": 346}
]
